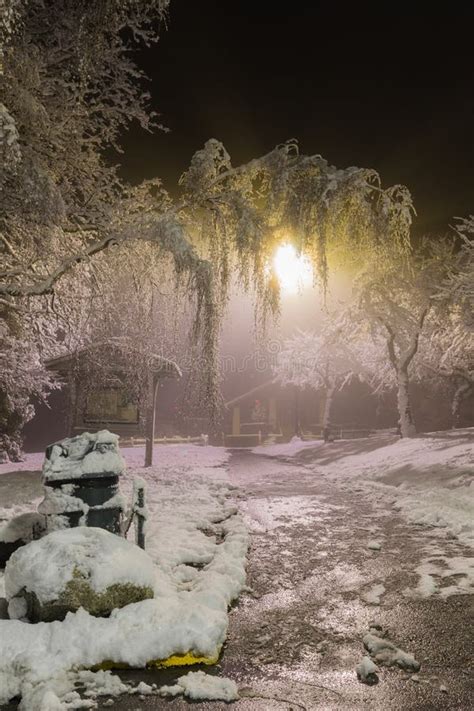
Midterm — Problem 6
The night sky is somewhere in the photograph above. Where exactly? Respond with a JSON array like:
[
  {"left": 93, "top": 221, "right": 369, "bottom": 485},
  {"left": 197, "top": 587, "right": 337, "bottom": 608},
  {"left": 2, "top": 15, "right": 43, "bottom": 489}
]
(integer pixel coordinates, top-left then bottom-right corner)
[{"left": 120, "top": 2, "right": 474, "bottom": 237}]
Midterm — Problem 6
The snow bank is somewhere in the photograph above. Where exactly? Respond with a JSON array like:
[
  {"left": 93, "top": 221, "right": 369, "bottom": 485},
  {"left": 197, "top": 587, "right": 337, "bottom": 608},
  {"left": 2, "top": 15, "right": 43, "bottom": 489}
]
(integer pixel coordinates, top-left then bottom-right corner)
[
  {"left": 261, "top": 429, "right": 474, "bottom": 548},
  {"left": 392, "top": 483, "right": 474, "bottom": 546},
  {"left": 0, "top": 443, "right": 247, "bottom": 708}
]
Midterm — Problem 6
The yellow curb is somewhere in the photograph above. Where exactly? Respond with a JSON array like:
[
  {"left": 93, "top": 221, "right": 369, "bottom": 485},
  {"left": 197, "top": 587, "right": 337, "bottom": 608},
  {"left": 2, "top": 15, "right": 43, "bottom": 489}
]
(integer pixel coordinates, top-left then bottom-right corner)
[{"left": 95, "top": 650, "right": 219, "bottom": 671}]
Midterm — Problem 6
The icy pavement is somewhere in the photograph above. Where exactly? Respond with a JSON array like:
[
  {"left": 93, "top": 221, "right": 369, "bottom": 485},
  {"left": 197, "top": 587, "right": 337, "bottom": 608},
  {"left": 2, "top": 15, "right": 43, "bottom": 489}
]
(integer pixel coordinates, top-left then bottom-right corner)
[{"left": 213, "top": 448, "right": 473, "bottom": 710}]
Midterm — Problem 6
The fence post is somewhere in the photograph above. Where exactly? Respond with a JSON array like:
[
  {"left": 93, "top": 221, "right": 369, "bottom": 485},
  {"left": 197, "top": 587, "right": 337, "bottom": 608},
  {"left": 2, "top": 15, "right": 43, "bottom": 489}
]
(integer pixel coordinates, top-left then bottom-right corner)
[{"left": 133, "top": 479, "right": 146, "bottom": 550}]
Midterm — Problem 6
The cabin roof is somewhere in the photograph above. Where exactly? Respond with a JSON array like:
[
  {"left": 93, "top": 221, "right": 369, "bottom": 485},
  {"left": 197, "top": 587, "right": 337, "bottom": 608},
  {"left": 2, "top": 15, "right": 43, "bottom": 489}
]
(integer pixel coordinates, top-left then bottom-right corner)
[
  {"left": 46, "top": 341, "right": 182, "bottom": 379},
  {"left": 225, "top": 379, "right": 278, "bottom": 408}
]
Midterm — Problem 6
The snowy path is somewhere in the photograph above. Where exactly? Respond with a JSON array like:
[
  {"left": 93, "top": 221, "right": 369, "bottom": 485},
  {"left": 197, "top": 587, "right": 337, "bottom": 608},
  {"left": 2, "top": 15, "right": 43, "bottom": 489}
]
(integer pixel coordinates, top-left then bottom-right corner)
[
  {"left": 213, "top": 449, "right": 473, "bottom": 710},
  {"left": 100, "top": 444, "right": 472, "bottom": 710},
  {"left": 1, "top": 438, "right": 472, "bottom": 709}
]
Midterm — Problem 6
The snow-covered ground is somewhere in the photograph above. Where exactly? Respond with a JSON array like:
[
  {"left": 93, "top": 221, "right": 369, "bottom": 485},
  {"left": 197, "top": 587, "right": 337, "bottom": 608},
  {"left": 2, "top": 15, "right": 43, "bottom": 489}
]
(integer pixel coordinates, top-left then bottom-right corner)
[
  {"left": 259, "top": 429, "right": 474, "bottom": 549},
  {"left": 258, "top": 429, "right": 474, "bottom": 604},
  {"left": 0, "top": 443, "right": 248, "bottom": 710},
  {"left": 340, "top": 432, "right": 473, "bottom": 549},
  {"left": 252, "top": 435, "right": 324, "bottom": 457}
]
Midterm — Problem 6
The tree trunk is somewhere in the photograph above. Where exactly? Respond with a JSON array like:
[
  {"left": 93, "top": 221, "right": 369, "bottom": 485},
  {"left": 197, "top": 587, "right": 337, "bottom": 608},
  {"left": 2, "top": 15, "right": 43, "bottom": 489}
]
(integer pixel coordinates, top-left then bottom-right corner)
[
  {"left": 0, "top": 389, "right": 24, "bottom": 462},
  {"left": 294, "top": 386, "right": 301, "bottom": 437},
  {"left": 144, "top": 376, "right": 159, "bottom": 468},
  {"left": 322, "top": 382, "right": 335, "bottom": 442},
  {"left": 397, "top": 369, "right": 416, "bottom": 438},
  {"left": 451, "top": 381, "right": 471, "bottom": 429}
]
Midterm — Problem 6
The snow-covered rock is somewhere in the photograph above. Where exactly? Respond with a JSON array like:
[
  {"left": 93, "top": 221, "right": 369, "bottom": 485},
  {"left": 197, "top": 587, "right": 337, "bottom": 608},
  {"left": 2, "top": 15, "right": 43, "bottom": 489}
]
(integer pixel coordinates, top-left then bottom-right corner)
[{"left": 5, "top": 527, "right": 155, "bottom": 620}]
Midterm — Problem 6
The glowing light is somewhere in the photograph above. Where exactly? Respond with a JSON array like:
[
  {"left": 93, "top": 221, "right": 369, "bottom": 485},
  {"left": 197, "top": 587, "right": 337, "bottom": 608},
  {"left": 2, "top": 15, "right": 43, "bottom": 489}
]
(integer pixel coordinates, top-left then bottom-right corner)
[{"left": 273, "top": 243, "right": 313, "bottom": 294}]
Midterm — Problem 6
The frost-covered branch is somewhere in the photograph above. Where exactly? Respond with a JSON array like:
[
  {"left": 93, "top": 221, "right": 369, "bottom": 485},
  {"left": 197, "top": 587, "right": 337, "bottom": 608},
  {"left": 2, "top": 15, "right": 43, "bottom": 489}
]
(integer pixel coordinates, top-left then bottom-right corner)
[{"left": 353, "top": 241, "right": 456, "bottom": 437}]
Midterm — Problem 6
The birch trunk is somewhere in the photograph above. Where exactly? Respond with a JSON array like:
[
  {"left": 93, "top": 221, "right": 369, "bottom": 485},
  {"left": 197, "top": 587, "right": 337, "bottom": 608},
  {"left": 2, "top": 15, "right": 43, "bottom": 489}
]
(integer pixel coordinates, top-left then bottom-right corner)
[
  {"left": 451, "top": 381, "right": 471, "bottom": 429},
  {"left": 397, "top": 369, "right": 416, "bottom": 438},
  {"left": 322, "top": 382, "right": 335, "bottom": 442}
]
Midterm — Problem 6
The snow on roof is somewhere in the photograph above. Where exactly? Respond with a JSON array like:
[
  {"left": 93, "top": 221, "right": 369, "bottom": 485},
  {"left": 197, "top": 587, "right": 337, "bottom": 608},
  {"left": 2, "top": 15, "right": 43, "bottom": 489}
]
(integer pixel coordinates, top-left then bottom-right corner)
[
  {"left": 46, "top": 341, "right": 181, "bottom": 379},
  {"left": 225, "top": 378, "right": 277, "bottom": 408}
]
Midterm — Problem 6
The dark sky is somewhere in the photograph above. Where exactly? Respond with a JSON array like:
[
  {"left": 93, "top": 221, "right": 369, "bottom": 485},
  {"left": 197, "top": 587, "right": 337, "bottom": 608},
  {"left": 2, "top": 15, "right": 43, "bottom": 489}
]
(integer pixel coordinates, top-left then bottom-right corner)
[{"left": 120, "top": 2, "right": 474, "bottom": 237}]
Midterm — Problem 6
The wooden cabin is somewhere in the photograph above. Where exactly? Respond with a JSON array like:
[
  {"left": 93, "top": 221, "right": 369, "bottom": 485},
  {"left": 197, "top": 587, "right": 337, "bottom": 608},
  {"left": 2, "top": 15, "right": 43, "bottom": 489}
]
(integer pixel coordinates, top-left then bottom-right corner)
[
  {"left": 223, "top": 380, "right": 288, "bottom": 447},
  {"left": 46, "top": 343, "right": 181, "bottom": 465},
  {"left": 223, "top": 378, "right": 375, "bottom": 447}
]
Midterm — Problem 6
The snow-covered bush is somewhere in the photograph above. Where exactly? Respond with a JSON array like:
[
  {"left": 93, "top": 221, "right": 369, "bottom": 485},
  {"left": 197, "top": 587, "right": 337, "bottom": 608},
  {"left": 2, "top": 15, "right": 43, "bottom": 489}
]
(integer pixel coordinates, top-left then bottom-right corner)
[{"left": 0, "top": 325, "right": 56, "bottom": 461}]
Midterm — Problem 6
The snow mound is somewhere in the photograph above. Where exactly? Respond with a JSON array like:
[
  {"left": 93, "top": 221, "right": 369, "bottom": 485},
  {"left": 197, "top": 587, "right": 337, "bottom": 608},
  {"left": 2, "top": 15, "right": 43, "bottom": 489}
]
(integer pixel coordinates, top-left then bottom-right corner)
[
  {"left": 356, "top": 656, "right": 379, "bottom": 685},
  {"left": 43, "top": 430, "right": 125, "bottom": 481},
  {"left": 5, "top": 527, "right": 156, "bottom": 605},
  {"left": 0, "top": 512, "right": 46, "bottom": 543},
  {"left": 160, "top": 670, "right": 239, "bottom": 701},
  {"left": 0, "top": 446, "right": 248, "bottom": 707},
  {"left": 363, "top": 633, "right": 420, "bottom": 671}
]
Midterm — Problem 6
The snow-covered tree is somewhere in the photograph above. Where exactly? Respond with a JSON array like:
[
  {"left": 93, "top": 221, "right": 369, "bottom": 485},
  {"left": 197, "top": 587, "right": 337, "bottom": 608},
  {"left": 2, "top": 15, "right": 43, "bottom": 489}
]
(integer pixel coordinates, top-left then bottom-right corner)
[
  {"left": 416, "top": 216, "right": 474, "bottom": 428},
  {"left": 0, "top": 2, "right": 413, "bottom": 309},
  {"left": 0, "top": 314, "right": 57, "bottom": 459},
  {"left": 439, "top": 217, "right": 474, "bottom": 307},
  {"left": 0, "top": 0, "right": 414, "bottom": 310},
  {"left": 79, "top": 246, "right": 189, "bottom": 464},
  {"left": 273, "top": 320, "right": 381, "bottom": 440},
  {"left": 354, "top": 243, "right": 455, "bottom": 437},
  {"left": 418, "top": 304, "right": 473, "bottom": 428},
  {"left": 1, "top": 2, "right": 417, "bottom": 453}
]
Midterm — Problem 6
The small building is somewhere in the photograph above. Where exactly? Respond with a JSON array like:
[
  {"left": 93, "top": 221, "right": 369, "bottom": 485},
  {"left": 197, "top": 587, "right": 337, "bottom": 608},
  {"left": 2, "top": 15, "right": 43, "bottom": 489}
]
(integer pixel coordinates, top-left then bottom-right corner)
[
  {"left": 224, "top": 380, "right": 281, "bottom": 447},
  {"left": 46, "top": 342, "right": 181, "bottom": 466},
  {"left": 223, "top": 379, "right": 328, "bottom": 447},
  {"left": 223, "top": 378, "right": 376, "bottom": 447}
]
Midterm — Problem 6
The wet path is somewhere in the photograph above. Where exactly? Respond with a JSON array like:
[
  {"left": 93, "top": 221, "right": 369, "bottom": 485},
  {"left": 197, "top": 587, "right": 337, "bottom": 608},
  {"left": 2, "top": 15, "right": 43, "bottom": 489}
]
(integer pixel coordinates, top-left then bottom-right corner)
[{"left": 214, "top": 450, "right": 473, "bottom": 710}]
